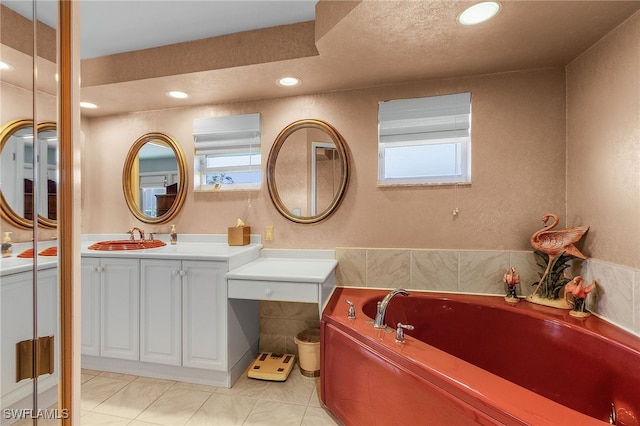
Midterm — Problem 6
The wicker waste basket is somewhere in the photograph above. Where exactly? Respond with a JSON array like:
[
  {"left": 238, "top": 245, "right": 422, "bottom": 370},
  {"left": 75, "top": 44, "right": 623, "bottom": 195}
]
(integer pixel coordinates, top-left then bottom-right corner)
[{"left": 294, "top": 328, "right": 320, "bottom": 377}]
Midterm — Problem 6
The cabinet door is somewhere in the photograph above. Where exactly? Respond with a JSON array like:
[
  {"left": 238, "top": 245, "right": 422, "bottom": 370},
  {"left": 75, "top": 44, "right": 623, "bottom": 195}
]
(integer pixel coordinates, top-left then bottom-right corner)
[
  {"left": 81, "top": 257, "right": 101, "bottom": 356},
  {"left": 100, "top": 258, "right": 140, "bottom": 360},
  {"left": 182, "top": 261, "right": 227, "bottom": 371},
  {"left": 140, "top": 259, "right": 182, "bottom": 366},
  {"left": 1, "top": 268, "right": 58, "bottom": 406},
  {"left": 1, "top": 272, "right": 34, "bottom": 404}
]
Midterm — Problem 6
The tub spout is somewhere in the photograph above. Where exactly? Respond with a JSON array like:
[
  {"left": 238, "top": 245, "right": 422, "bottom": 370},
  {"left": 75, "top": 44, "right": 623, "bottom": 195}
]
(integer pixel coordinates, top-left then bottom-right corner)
[{"left": 374, "top": 288, "right": 409, "bottom": 329}]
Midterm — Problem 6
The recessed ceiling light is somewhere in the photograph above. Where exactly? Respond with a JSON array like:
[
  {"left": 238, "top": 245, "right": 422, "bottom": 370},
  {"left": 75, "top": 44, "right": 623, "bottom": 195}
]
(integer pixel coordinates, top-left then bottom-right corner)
[
  {"left": 166, "top": 91, "right": 189, "bottom": 99},
  {"left": 277, "top": 77, "right": 301, "bottom": 87},
  {"left": 0, "top": 61, "right": 14, "bottom": 71},
  {"left": 458, "top": 2, "right": 501, "bottom": 25},
  {"left": 80, "top": 101, "right": 98, "bottom": 109}
]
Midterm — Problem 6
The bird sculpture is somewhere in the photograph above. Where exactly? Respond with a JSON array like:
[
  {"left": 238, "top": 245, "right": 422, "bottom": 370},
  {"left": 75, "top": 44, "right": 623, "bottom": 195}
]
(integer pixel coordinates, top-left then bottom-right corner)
[
  {"left": 564, "top": 276, "right": 596, "bottom": 304},
  {"left": 564, "top": 276, "right": 596, "bottom": 317},
  {"left": 530, "top": 213, "right": 589, "bottom": 297},
  {"left": 503, "top": 267, "right": 521, "bottom": 303}
]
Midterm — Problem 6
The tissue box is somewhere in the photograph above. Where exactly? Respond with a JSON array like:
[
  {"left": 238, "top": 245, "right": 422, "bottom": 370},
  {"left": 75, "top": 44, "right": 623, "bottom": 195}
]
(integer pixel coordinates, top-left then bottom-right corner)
[{"left": 228, "top": 226, "right": 250, "bottom": 246}]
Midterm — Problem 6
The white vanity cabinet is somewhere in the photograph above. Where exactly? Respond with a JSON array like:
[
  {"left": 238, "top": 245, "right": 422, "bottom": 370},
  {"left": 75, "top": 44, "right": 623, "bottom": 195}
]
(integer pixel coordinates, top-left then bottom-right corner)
[
  {"left": 80, "top": 257, "right": 140, "bottom": 360},
  {"left": 80, "top": 237, "right": 262, "bottom": 388},
  {"left": 1, "top": 266, "right": 59, "bottom": 411},
  {"left": 139, "top": 259, "right": 227, "bottom": 370}
]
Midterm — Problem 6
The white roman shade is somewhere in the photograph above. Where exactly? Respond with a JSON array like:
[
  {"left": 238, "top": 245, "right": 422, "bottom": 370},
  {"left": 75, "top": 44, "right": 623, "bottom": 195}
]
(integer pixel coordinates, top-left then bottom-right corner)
[
  {"left": 193, "top": 113, "right": 261, "bottom": 156},
  {"left": 379, "top": 92, "right": 471, "bottom": 145}
]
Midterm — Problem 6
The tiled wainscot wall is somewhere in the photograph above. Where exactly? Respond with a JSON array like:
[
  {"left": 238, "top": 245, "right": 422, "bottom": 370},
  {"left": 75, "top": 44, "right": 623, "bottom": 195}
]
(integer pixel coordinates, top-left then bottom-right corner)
[{"left": 259, "top": 248, "right": 640, "bottom": 355}]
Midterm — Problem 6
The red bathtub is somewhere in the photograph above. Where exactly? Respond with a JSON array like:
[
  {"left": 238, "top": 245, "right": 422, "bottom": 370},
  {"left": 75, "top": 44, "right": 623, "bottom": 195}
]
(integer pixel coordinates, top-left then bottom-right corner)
[{"left": 321, "top": 288, "right": 640, "bottom": 425}]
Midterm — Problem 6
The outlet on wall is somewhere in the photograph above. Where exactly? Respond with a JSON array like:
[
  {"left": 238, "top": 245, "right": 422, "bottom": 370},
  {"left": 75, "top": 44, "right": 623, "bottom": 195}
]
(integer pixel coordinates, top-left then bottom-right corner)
[{"left": 265, "top": 226, "right": 274, "bottom": 241}]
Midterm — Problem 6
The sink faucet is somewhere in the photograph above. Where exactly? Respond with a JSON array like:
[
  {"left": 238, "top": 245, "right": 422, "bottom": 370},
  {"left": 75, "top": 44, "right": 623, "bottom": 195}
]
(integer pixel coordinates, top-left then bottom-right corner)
[
  {"left": 128, "top": 227, "right": 145, "bottom": 241},
  {"left": 374, "top": 288, "right": 409, "bottom": 329}
]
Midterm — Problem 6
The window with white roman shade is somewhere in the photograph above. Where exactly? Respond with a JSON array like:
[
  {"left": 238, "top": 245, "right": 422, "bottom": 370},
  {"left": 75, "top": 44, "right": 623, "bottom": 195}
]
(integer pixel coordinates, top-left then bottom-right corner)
[
  {"left": 193, "top": 113, "right": 261, "bottom": 191},
  {"left": 378, "top": 92, "right": 471, "bottom": 185}
]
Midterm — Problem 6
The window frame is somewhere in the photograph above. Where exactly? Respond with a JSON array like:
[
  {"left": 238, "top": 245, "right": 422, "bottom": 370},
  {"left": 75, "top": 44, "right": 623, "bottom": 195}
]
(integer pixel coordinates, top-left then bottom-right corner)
[{"left": 378, "top": 92, "right": 472, "bottom": 187}]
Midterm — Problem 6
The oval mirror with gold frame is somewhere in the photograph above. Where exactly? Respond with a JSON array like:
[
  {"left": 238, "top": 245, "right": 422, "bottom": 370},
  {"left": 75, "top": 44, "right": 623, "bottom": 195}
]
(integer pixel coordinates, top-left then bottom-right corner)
[
  {"left": 267, "top": 119, "right": 350, "bottom": 224},
  {"left": 122, "top": 132, "right": 188, "bottom": 224},
  {"left": 0, "top": 119, "right": 58, "bottom": 229}
]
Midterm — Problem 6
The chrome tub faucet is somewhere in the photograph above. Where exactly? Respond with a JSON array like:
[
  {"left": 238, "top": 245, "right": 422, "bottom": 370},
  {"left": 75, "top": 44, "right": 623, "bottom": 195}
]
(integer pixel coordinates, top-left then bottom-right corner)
[{"left": 374, "top": 288, "right": 409, "bottom": 329}]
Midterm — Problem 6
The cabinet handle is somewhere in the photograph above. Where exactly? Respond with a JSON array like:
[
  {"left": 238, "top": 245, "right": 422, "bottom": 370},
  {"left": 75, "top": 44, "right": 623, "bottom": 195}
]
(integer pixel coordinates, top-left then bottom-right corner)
[
  {"left": 180, "top": 270, "right": 186, "bottom": 277},
  {"left": 94, "top": 266, "right": 104, "bottom": 273},
  {"left": 265, "top": 288, "right": 273, "bottom": 297}
]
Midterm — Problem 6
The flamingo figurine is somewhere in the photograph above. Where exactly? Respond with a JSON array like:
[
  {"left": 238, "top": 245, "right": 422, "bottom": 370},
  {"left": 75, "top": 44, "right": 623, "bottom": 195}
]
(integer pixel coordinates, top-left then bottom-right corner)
[
  {"left": 530, "top": 213, "right": 589, "bottom": 297},
  {"left": 564, "top": 276, "right": 596, "bottom": 317},
  {"left": 503, "top": 267, "right": 520, "bottom": 303}
]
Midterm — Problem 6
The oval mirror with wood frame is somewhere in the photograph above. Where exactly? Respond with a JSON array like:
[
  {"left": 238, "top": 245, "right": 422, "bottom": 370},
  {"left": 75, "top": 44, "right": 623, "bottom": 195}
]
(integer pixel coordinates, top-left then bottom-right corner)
[
  {"left": 267, "top": 119, "right": 350, "bottom": 224},
  {"left": 0, "top": 119, "right": 58, "bottom": 229},
  {"left": 122, "top": 132, "right": 188, "bottom": 224}
]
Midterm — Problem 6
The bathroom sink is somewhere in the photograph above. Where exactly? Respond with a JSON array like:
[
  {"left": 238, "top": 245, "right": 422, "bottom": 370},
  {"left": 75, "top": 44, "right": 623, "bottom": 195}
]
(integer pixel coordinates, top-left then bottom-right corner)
[
  {"left": 17, "top": 247, "right": 58, "bottom": 258},
  {"left": 88, "top": 240, "right": 166, "bottom": 251}
]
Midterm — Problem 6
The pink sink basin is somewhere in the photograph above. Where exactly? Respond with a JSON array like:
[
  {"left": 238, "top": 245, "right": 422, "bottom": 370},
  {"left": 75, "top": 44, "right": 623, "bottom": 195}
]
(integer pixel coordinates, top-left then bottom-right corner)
[
  {"left": 17, "top": 247, "right": 58, "bottom": 258},
  {"left": 88, "top": 240, "right": 166, "bottom": 251}
]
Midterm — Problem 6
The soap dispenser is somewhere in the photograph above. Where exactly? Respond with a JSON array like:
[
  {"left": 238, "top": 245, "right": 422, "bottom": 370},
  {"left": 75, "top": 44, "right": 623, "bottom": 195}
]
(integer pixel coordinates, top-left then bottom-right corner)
[
  {"left": 170, "top": 224, "right": 177, "bottom": 245},
  {"left": 2, "top": 232, "right": 13, "bottom": 257}
]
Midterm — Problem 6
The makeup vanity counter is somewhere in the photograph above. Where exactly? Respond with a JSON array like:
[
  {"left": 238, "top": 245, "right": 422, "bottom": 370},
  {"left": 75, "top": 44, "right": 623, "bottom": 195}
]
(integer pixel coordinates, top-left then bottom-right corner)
[{"left": 227, "top": 250, "right": 337, "bottom": 318}]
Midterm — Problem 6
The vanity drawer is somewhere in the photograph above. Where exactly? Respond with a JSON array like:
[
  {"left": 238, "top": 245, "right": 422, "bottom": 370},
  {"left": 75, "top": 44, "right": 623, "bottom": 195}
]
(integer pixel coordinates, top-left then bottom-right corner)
[{"left": 228, "top": 279, "right": 318, "bottom": 303}]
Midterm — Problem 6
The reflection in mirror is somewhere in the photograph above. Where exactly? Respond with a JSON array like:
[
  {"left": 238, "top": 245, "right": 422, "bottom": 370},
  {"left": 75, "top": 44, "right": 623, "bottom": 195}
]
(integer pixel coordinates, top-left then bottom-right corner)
[
  {"left": 0, "top": 119, "right": 57, "bottom": 229},
  {"left": 122, "top": 132, "right": 188, "bottom": 224},
  {"left": 267, "top": 119, "right": 350, "bottom": 224},
  {"left": 311, "top": 142, "right": 339, "bottom": 216},
  {"left": 138, "top": 141, "right": 178, "bottom": 217}
]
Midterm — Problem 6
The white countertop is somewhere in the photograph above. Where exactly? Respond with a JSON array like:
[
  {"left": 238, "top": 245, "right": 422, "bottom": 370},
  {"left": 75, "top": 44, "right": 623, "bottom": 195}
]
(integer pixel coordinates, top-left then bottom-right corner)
[
  {"left": 226, "top": 256, "right": 338, "bottom": 283},
  {"left": 0, "top": 241, "right": 58, "bottom": 276},
  {"left": 80, "top": 241, "right": 261, "bottom": 261},
  {"left": 1, "top": 234, "right": 263, "bottom": 276},
  {"left": 80, "top": 233, "right": 261, "bottom": 262}
]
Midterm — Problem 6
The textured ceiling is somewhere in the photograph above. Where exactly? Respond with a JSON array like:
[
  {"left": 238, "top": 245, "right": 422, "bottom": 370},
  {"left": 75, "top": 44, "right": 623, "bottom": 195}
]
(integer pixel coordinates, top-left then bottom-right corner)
[{"left": 2, "top": 1, "right": 639, "bottom": 117}]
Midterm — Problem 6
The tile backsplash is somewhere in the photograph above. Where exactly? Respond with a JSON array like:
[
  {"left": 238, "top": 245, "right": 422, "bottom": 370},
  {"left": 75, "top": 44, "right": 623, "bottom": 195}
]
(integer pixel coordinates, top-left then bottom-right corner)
[{"left": 335, "top": 248, "right": 540, "bottom": 298}]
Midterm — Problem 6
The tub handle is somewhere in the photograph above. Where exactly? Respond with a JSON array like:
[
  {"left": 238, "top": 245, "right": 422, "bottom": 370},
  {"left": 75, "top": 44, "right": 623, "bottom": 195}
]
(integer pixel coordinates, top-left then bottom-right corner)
[
  {"left": 395, "top": 322, "right": 415, "bottom": 343},
  {"left": 345, "top": 300, "right": 356, "bottom": 319}
]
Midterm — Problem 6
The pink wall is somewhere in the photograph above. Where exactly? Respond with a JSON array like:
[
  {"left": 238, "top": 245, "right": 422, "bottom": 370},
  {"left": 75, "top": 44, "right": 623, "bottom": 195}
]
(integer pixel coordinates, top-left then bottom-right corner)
[
  {"left": 567, "top": 11, "right": 640, "bottom": 269},
  {"left": 82, "top": 68, "right": 567, "bottom": 251}
]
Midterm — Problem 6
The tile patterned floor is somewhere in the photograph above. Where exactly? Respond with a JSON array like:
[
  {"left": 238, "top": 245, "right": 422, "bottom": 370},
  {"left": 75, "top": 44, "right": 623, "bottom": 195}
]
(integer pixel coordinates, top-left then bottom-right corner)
[{"left": 79, "top": 368, "right": 340, "bottom": 426}]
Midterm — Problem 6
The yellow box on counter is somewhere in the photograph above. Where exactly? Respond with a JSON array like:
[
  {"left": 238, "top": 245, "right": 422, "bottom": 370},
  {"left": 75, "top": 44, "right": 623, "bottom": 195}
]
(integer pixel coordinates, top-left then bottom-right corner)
[{"left": 228, "top": 226, "right": 251, "bottom": 246}]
